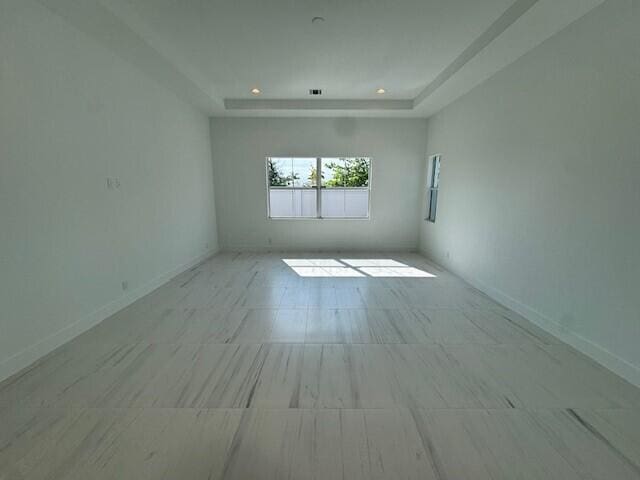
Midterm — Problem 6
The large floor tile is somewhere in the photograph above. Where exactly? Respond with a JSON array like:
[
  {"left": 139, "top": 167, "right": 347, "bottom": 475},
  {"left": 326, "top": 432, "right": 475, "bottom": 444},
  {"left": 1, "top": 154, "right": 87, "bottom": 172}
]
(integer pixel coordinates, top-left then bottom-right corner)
[{"left": 2, "top": 252, "right": 640, "bottom": 479}]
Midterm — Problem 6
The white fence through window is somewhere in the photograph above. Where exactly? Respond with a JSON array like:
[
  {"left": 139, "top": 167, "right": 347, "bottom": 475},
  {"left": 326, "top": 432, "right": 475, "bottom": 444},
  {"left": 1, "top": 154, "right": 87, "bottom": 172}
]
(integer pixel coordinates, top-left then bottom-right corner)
[{"left": 269, "top": 188, "right": 369, "bottom": 218}]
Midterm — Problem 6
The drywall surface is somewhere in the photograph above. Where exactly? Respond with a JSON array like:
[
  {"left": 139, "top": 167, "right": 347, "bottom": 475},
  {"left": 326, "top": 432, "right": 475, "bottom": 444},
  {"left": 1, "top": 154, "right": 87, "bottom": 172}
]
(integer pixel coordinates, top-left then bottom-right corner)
[
  {"left": 420, "top": 0, "right": 640, "bottom": 385},
  {"left": 0, "top": 0, "right": 217, "bottom": 382},
  {"left": 210, "top": 117, "right": 427, "bottom": 251}
]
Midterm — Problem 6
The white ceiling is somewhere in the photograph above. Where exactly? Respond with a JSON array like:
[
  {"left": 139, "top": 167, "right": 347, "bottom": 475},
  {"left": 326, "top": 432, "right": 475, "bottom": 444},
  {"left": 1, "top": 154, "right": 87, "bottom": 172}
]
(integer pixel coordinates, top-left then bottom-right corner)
[
  {"left": 105, "top": 0, "right": 514, "bottom": 100},
  {"left": 40, "top": 0, "right": 606, "bottom": 116}
]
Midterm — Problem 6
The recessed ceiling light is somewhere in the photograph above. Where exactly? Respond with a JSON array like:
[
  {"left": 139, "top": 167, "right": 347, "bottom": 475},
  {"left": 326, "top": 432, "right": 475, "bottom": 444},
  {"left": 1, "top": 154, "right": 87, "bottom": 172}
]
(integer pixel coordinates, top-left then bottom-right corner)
[
  {"left": 251, "top": 88, "right": 261, "bottom": 95},
  {"left": 312, "top": 16, "right": 325, "bottom": 24},
  {"left": 376, "top": 88, "right": 386, "bottom": 94}
]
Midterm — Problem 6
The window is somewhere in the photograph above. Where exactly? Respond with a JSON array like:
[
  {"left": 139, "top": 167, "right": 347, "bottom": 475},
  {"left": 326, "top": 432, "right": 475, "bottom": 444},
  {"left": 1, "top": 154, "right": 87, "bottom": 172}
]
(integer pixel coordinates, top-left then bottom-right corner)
[
  {"left": 426, "top": 155, "right": 441, "bottom": 222},
  {"left": 267, "top": 157, "right": 370, "bottom": 218},
  {"left": 320, "top": 158, "right": 370, "bottom": 218},
  {"left": 267, "top": 158, "right": 317, "bottom": 218}
]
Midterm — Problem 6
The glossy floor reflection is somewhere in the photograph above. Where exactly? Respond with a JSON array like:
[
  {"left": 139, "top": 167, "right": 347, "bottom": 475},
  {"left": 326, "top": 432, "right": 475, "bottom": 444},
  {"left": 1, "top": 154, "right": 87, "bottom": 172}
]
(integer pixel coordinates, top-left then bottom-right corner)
[{"left": 1, "top": 252, "right": 639, "bottom": 479}]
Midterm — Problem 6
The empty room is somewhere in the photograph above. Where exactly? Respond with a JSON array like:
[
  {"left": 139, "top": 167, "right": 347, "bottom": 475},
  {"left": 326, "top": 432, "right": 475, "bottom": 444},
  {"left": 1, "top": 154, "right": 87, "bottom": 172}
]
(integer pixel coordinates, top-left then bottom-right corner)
[{"left": 1, "top": 0, "right": 640, "bottom": 478}]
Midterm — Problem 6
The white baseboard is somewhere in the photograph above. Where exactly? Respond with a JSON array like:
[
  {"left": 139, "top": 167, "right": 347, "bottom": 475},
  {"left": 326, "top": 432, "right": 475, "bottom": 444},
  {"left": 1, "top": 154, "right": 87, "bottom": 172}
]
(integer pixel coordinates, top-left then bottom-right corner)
[
  {"left": 420, "top": 251, "right": 640, "bottom": 388},
  {"left": 0, "top": 249, "right": 216, "bottom": 385},
  {"left": 220, "top": 245, "right": 419, "bottom": 253}
]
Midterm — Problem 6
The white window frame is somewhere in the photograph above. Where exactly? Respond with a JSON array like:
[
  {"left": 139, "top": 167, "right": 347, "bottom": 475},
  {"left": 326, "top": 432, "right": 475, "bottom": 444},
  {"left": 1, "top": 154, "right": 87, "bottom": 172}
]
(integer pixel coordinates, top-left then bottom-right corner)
[{"left": 266, "top": 156, "right": 372, "bottom": 220}]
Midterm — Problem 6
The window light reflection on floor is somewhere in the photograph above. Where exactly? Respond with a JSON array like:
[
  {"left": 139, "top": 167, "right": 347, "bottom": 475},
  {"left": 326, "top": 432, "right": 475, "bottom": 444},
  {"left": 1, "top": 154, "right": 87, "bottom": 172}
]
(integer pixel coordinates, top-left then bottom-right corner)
[
  {"left": 358, "top": 266, "right": 435, "bottom": 277},
  {"left": 283, "top": 259, "right": 344, "bottom": 268},
  {"left": 290, "top": 266, "right": 366, "bottom": 278},
  {"left": 282, "top": 259, "right": 436, "bottom": 278},
  {"left": 340, "top": 259, "right": 407, "bottom": 268}
]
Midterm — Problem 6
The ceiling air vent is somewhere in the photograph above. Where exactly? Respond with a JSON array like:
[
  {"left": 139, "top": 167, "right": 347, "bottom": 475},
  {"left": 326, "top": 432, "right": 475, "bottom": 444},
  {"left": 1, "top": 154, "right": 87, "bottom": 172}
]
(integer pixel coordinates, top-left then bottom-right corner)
[{"left": 309, "top": 89, "right": 322, "bottom": 96}]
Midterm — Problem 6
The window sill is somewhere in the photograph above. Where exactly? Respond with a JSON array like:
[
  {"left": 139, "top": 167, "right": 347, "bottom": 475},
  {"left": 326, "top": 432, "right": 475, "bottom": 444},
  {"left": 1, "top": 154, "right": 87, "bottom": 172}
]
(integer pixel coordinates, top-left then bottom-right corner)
[{"left": 268, "top": 217, "right": 371, "bottom": 221}]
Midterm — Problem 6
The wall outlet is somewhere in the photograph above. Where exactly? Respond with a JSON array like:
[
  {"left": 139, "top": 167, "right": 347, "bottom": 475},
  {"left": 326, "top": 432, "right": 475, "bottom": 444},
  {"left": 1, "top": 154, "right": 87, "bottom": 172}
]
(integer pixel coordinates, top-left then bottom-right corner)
[{"left": 121, "top": 281, "right": 128, "bottom": 291}]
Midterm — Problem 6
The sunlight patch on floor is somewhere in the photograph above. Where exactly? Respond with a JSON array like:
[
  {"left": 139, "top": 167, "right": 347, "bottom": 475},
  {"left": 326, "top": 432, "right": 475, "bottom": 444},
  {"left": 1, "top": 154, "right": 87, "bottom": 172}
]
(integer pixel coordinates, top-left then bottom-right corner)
[
  {"left": 359, "top": 266, "right": 435, "bottom": 278},
  {"left": 340, "top": 259, "right": 407, "bottom": 268},
  {"left": 282, "top": 259, "right": 436, "bottom": 278},
  {"left": 289, "top": 266, "right": 365, "bottom": 278},
  {"left": 283, "top": 259, "right": 344, "bottom": 268}
]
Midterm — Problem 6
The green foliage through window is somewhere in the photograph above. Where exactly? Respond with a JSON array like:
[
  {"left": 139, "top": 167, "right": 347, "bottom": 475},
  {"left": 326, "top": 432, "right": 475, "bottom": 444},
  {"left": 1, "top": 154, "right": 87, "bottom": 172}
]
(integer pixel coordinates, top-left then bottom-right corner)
[
  {"left": 267, "top": 158, "right": 299, "bottom": 187},
  {"left": 268, "top": 157, "right": 370, "bottom": 188},
  {"left": 308, "top": 166, "right": 323, "bottom": 186},
  {"left": 323, "top": 158, "right": 370, "bottom": 187}
]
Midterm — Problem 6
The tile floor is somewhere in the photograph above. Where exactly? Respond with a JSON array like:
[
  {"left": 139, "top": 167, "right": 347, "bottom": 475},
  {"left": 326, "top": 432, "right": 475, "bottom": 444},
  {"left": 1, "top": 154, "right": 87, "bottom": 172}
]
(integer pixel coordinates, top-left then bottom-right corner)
[{"left": 1, "top": 252, "right": 639, "bottom": 479}]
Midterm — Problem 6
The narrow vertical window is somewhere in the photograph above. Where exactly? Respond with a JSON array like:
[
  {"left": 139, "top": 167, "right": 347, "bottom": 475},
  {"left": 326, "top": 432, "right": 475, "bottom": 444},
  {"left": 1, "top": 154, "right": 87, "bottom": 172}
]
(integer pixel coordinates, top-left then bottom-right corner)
[{"left": 426, "top": 155, "right": 441, "bottom": 223}]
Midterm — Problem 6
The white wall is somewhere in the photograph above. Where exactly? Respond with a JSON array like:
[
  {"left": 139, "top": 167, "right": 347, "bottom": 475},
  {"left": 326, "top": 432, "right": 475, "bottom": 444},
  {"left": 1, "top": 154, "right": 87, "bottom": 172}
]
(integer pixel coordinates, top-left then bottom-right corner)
[
  {"left": 211, "top": 118, "right": 427, "bottom": 251},
  {"left": 0, "top": 0, "right": 218, "bottom": 382},
  {"left": 420, "top": 0, "right": 640, "bottom": 385}
]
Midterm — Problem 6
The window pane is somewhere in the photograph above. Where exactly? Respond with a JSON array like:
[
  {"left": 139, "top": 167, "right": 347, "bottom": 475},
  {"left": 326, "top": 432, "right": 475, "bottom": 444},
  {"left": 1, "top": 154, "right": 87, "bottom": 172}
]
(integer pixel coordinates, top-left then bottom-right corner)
[
  {"left": 320, "top": 189, "right": 343, "bottom": 217},
  {"left": 321, "top": 189, "right": 369, "bottom": 218},
  {"left": 269, "top": 189, "right": 293, "bottom": 217},
  {"left": 300, "top": 189, "right": 317, "bottom": 216},
  {"left": 432, "top": 156, "right": 441, "bottom": 188},
  {"left": 428, "top": 189, "right": 438, "bottom": 222},
  {"left": 270, "top": 189, "right": 317, "bottom": 217},
  {"left": 319, "top": 157, "right": 370, "bottom": 218},
  {"left": 321, "top": 158, "right": 342, "bottom": 187},
  {"left": 426, "top": 155, "right": 440, "bottom": 222},
  {"left": 344, "top": 189, "right": 369, "bottom": 216},
  {"left": 291, "top": 158, "right": 316, "bottom": 188},
  {"left": 268, "top": 158, "right": 292, "bottom": 187},
  {"left": 322, "top": 157, "right": 369, "bottom": 188}
]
